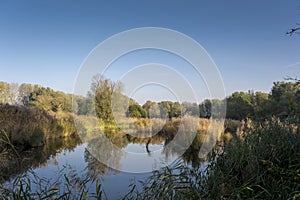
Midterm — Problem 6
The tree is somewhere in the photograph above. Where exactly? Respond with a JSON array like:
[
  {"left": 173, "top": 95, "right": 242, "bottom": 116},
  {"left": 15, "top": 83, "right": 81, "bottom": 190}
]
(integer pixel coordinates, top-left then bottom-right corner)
[
  {"left": 158, "top": 101, "right": 171, "bottom": 119},
  {"left": 170, "top": 102, "right": 181, "bottom": 118},
  {"left": 211, "top": 99, "right": 226, "bottom": 119},
  {"left": 182, "top": 102, "right": 199, "bottom": 117},
  {"left": 127, "top": 99, "right": 147, "bottom": 118},
  {"left": 28, "top": 85, "right": 73, "bottom": 113},
  {"left": 143, "top": 101, "right": 161, "bottom": 118},
  {"left": 18, "top": 83, "right": 33, "bottom": 106},
  {"left": 226, "top": 91, "right": 254, "bottom": 120},
  {"left": 252, "top": 91, "right": 269, "bottom": 118},
  {"left": 75, "top": 96, "right": 89, "bottom": 115},
  {"left": 0, "top": 82, "right": 9, "bottom": 104},
  {"left": 269, "top": 81, "right": 300, "bottom": 116},
  {"left": 6, "top": 83, "right": 19, "bottom": 104},
  {"left": 91, "top": 75, "right": 123, "bottom": 121},
  {"left": 199, "top": 99, "right": 212, "bottom": 118}
]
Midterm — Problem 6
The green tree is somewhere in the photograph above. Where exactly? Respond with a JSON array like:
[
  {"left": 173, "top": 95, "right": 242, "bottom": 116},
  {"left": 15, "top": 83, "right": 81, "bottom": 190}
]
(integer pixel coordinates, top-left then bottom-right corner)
[
  {"left": 0, "top": 82, "right": 9, "bottom": 104},
  {"left": 159, "top": 101, "right": 172, "bottom": 119},
  {"left": 75, "top": 96, "right": 89, "bottom": 115},
  {"left": 268, "top": 81, "right": 300, "bottom": 116},
  {"left": 127, "top": 99, "right": 147, "bottom": 118},
  {"left": 226, "top": 91, "right": 254, "bottom": 120},
  {"left": 211, "top": 99, "right": 226, "bottom": 118},
  {"left": 91, "top": 75, "right": 123, "bottom": 121},
  {"left": 171, "top": 102, "right": 181, "bottom": 118},
  {"left": 182, "top": 102, "right": 199, "bottom": 117},
  {"left": 157, "top": 101, "right": 182, "bottom": 118},
  {"left": 252, "top": 91, "right": 269, "bottom": 118},
  {"left": 18, "top": 83, "right": 33, "bottom": 106},
  {"left": 28, "top": 85, "right": 73, "bottom": 113},
  {"left": 199, "top": 99, "right": 212, "bottom": 118}
]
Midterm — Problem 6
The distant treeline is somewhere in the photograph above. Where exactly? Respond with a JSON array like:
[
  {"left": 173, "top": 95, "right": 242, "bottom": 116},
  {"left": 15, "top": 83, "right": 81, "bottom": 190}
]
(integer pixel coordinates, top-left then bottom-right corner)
[
  {"left": 0, "top": 82, "right": 73, "bottom": 114},
  {"left": 1, "top": 78, "right": 299, "bottom": 122},
  {"left": 73, "top": 76, "right": 300, "bottom": 121}
]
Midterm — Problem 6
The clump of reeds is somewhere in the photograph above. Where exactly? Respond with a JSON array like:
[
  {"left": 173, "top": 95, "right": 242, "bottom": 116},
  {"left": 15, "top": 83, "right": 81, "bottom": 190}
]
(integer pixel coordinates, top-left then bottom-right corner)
[
  {"left": 0, "top": 166, "right": 108, "bottom": 200},
  {"left": 203, "top": 117, "right": 300, "bottom": 199},
  {"left": 123, "top": 160, "right": 204, "bottom": 200},
  {"left": 124, "top": 117, "right": 300, "bottom": 199}
]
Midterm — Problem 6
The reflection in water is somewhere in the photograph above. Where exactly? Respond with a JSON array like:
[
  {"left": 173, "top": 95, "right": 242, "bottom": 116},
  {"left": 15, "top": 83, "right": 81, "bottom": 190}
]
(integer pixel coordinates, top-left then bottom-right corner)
[
  {"left": 84, "top": 124, "right": 211, "bottom": 174},
  {"left": 73, "top": 109, "right": 223, "bottom": 172},
  {"left": 0, "top": 136, "right": 82, "bottom": 182},
  {"left": 1, "top": 130, "right": 211, "bottom": 180},
  {"left": 84, "top": 149, "right": 119, "bottom": 180},
  {"left": 1, "top": 120, "right": 219, "bottom": 199}
]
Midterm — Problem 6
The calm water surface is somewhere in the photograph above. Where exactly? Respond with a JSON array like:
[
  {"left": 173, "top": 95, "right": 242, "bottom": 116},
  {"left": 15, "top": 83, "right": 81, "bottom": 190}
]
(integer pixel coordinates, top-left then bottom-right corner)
[{"left": 3, "top": 134, "right": 206, "bottom": 199}]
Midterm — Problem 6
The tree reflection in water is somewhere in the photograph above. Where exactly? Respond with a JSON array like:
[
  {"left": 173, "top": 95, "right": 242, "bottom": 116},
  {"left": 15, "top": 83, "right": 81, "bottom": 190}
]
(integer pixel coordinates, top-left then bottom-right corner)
[
  {"left": 0, "top": 136, "right": 82, "bottom": 182},
  {"left": 1, "top": 118, "right": 221, "bottom": 182}
]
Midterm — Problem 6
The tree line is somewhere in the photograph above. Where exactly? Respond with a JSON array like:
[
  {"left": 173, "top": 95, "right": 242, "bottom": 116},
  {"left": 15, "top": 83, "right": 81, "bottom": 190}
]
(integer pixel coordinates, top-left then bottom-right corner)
[
  {"left": 0, "top": 82, "right": 73, "bottom": 113},
  {"left": 75, "top": 75, "right": 300, "bottom": 121},
  {"left": 1, "top": 78, "right": 299, "bottom": 121}
]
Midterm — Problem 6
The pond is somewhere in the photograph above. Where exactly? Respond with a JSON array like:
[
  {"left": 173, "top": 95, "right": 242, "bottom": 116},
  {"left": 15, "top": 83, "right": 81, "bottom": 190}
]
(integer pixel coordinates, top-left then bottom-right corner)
[{"left": 1, "top": 131, "right": 208, "bottom": 199}]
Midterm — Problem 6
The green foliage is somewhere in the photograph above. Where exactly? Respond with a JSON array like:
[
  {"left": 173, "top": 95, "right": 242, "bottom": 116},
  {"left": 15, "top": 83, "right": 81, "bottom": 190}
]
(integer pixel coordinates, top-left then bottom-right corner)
[
  {"left": 127, "top": 99, "right": 147, "bottom": 118},
  {"left": 158, "top": 101, "right": 181, "bottom": 118},
  {"left": 29, "top": 86, "right": 73, "bottom": 113},
  {"left": 142, "top": 100, "right": 161, "bottom": 118},
  {"left": 182, "top": 102, "right": 199, "bottom": 117},
  {"left": 199, "top": 99, "right": 226, "bottom": 119},
  {"left": 1, "top": 81, "right": 77, "bottom": 115},
  {"left": 1, "top": 80, "right": 300, "bottom": 123},
  {"left": 75, "top": 95, "right": 93, "bottom": 115},
  {"left": 0, "top": 82, "right": 9, "bottom": 104},
  {"left": 252, "top": 91, "right": 269, "bottom": 118},
  {"left": 18, "top": 83, "right": 33, "bottom": 106},
  {"left": 226, "top": 91, "right": 255, "bottom": 120},
  {"left": 225, "top": 81, "right": 300, "bottom": 120},
  {"left": 0, "top": 82, "right": 18, "bottom": 104},
  {"left": 268, "top": 81, "right": 300, "bottom": 116},
  {"left": 90, "top": 75, "right": 123, "bottom": 122},
  {"left": 203, "top": 117, "right": 300, "bottom": 199}
]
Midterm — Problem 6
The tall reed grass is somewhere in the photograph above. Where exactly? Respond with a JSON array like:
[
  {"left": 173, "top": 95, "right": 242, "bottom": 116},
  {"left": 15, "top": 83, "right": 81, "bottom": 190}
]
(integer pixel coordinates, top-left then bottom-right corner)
[{"left": 124, "top": 117, "right": 300, "bottom": 199}]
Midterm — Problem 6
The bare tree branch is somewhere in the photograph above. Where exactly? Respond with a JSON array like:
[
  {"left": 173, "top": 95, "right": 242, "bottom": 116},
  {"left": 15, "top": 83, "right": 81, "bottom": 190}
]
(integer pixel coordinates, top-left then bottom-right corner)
[
  {"left": 286, "top": 27, "right": 300, "bottom": 35},
  {"left": 284, "top": 76, "right": 300, "bottom": 85}
]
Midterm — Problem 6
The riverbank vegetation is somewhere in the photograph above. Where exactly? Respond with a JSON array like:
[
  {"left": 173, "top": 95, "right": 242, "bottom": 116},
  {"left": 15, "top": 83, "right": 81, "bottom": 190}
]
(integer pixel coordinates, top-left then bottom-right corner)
[
  {"left": 0, "top": 78, "right": 300, "bottom": 199},
  {"left": 124, "top": 117, "right": 300, "bottom": 199},
  {"left": 123, "top": 79, "right": 300, "bottom": 199}
]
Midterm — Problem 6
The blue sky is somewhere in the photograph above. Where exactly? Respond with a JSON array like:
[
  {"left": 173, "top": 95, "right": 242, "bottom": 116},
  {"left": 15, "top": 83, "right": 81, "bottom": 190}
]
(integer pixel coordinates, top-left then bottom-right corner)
[{"left": 1, "top": 0, "right": 300, "bottom": 103}]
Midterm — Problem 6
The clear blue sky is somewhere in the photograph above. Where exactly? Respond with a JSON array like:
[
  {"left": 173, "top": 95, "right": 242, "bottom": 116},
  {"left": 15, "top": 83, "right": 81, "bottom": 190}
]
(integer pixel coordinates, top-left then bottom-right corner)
[{"left": 1, "top": 0, "right": 300, "bottom": 103}]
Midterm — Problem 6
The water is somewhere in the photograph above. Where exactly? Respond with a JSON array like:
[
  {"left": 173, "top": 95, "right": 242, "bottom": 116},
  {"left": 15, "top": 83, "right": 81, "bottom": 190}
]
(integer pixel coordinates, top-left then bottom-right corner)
[
  {"left": 30, "top": 143, "right": 150, "bottom": 199},
  {"left": 1, "top": 134, "right": 206, "bottom": 199}
]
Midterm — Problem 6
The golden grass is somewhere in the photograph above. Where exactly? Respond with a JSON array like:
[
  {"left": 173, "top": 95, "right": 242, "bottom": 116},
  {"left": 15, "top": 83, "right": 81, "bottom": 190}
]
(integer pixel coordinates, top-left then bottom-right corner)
[{"left": 0, "top": 104, "right": 78, "bottom": 147}]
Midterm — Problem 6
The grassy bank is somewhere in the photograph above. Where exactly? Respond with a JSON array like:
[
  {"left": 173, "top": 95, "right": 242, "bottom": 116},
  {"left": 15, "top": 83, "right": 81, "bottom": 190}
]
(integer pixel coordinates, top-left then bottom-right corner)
[{"left": 0, "top": 104, "right": 77, "bottom": 149}]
